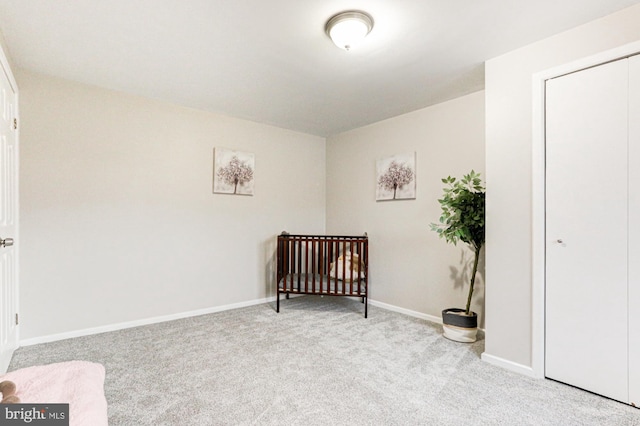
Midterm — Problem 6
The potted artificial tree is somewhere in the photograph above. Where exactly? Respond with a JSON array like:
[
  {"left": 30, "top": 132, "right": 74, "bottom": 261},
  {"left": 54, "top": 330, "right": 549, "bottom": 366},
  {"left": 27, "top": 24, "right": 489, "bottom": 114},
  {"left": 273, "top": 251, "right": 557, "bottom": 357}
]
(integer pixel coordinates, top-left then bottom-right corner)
[{"left": 430, "top": 170, "right": 485, "bottom": 343}]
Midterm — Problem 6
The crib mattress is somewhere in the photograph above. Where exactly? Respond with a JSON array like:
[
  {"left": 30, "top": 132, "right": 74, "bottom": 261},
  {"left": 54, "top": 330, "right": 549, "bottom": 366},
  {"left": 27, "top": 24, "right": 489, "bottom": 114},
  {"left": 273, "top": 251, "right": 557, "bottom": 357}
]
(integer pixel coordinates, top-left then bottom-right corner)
[{"left": 279, "top": 273, "right": 366, "bottom": 294}]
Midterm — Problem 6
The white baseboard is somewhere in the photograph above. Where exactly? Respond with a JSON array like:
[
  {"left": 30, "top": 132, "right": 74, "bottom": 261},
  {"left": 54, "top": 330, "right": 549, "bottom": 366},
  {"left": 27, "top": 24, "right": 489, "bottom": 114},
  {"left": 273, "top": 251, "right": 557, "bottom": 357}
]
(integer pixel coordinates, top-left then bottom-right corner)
[
  {"left": 20, "top": 296, "right": 437, "bottom": 346},
  {"left": 369, "top": 299, "right": 442, "bottom": 324},
  {"left": 369, "top": 299, "right": 488, "bottom": 337},
  {"left": 20, "top": 296, "right": 279, "bottom": 347},
  {"left": 481, "top": 352, "right": 538, "bottom": 378}
]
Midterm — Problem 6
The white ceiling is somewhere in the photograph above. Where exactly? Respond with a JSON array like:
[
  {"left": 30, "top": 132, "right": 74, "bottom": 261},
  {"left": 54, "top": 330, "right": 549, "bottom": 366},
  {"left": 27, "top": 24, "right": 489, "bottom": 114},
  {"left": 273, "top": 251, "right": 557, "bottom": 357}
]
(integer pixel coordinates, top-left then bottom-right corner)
[{"left": 1, "top": 0, "right": 639, "bottom": 136}]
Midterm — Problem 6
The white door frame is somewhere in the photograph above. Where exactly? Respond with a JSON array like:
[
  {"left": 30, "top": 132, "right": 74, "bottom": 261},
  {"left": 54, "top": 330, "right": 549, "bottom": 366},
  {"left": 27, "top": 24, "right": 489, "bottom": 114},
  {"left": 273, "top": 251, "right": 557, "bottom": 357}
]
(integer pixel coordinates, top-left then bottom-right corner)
[
  {"left": 531, "top": 40, "right": 640, "bottom": 379},
  {"left": 0, "top": 42, "right": 19, "bottom": 373}
]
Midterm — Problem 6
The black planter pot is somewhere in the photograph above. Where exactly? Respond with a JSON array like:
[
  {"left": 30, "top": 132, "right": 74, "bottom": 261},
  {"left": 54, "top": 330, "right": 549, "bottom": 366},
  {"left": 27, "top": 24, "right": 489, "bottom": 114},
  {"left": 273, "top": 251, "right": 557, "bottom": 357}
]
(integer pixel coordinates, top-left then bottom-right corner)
[{"left": 442, "top": 308, "right": 478, "bottom": 342}]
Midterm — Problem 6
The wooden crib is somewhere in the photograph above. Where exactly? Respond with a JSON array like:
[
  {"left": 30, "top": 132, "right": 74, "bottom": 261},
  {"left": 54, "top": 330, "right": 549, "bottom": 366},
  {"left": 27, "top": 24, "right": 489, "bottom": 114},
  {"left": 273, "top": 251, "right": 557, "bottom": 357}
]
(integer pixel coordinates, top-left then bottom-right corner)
[{"left": 276, "top": 232, "right": 369, "bottom": 317}]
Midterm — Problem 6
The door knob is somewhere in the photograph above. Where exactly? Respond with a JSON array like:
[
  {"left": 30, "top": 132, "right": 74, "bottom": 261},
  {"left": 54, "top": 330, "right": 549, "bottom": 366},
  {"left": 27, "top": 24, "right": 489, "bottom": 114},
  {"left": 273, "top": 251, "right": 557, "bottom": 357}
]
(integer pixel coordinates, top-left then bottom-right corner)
[{"left": 0, "top": 237, "right": 14, "bottom": 248}]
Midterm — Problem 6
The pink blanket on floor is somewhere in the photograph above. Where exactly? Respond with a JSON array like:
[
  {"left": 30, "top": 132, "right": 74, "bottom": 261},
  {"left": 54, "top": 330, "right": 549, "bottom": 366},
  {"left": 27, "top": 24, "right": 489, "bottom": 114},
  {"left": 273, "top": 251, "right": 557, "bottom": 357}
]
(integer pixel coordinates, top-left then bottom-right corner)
[{"left": 0, "top": 360, "right": 108, "bottom": 426}]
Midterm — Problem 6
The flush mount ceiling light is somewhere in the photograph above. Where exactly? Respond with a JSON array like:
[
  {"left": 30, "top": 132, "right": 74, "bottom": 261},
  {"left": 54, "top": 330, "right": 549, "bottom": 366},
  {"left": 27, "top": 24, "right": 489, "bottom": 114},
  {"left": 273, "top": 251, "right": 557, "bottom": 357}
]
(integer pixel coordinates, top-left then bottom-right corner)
[{"left": 325, "top": 11, "right": 374, "bottom": 51}]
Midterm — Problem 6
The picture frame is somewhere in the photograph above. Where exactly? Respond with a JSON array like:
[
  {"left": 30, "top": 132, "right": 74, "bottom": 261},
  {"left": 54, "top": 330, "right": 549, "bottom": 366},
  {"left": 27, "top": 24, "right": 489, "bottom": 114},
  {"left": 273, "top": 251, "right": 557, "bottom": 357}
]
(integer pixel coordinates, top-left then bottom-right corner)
[
  {"left": 376, "top": 152, "right": 416, "bottom": 201},
  {"left": 213, "top": 148, "right": 255, "bottom": 195}
]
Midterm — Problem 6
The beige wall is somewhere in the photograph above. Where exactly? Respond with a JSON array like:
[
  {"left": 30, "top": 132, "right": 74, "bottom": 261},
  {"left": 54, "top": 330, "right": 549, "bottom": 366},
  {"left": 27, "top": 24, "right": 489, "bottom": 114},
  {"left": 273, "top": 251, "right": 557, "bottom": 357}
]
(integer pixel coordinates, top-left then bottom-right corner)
[
  {"left": 0, "top": 29, "right": 16, "bottom": 71},
  {"left": 18, "top": 70, "right": 486, "bottom": 342},
  {"left": 485, "top": 3, "right": 640, "bottom": 369},
  {"left": 18, "top": 70, "right": 326, "bottom": 340},
  {"left": 326, "top": 91, "right": 486, "bottom": 325}
]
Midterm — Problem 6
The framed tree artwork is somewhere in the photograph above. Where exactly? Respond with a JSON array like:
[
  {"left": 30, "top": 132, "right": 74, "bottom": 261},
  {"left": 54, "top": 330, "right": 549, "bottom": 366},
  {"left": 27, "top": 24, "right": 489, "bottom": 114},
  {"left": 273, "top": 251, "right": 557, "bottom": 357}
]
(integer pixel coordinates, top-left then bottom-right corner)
[
  {"left": 213, "top": 148, "right": 255, "bottom": 195},
  {"left": 376, "top": 152, "right": 416, "bottom": 201}
]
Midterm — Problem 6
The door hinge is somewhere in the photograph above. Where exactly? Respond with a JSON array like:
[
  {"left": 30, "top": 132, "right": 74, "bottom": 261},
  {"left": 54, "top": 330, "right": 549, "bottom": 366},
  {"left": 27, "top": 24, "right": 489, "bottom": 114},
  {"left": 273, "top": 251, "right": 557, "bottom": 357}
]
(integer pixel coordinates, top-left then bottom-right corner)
[
  {"left": 13, "top": 118, "right": 17, "bottom": 130},
  {"left": 15, "top": 313, "right": 18, "bottom": 325}
]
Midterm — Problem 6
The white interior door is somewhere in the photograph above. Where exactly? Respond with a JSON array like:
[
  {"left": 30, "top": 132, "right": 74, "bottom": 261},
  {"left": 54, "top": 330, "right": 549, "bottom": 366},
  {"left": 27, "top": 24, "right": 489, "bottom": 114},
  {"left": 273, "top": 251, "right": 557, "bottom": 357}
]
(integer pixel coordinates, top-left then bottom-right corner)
[
  {"left": 545, "top": 58, "right": 629, "bottom": 403},
  {"left": 0, "top": 54, "right": 19, "bottom": 373},
  {"left": 629, "top": 55, "right": 640, "bottom": 407}
]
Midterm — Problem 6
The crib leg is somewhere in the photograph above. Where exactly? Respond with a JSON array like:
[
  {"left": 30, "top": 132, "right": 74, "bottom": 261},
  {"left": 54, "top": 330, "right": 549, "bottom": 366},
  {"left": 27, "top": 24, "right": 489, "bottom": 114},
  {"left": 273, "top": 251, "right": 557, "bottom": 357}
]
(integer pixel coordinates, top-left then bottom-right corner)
[
  {"left": 361, "top": 297, "right": 364, "bottom": 303},
  {"left": 286, "top": 293, "right": 290, "bottom": 299},
  {"left": 277, "top": 290, "right": 280, "bottom": 313},
  {"left": 364, "top": 297, "right": 368, "bottom": 318}
]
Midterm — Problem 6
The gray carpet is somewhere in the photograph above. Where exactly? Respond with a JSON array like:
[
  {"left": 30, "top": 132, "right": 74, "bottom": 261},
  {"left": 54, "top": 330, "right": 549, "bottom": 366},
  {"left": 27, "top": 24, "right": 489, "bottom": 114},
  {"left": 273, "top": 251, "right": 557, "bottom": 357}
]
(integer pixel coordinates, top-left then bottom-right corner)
[{"left": 8, "top": 296, "right": 640, "bottom": 425}]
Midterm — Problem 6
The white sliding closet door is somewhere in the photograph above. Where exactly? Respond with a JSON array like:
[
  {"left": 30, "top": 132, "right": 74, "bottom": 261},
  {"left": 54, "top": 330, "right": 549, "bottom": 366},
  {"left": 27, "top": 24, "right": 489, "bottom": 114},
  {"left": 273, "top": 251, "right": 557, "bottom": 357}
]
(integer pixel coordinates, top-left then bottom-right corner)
[
  {"left": 629, "top": 55, "right": 640, "bottom": 406},
  {"left": 545, "top": 58, "right": 629, "bottom": 403}
]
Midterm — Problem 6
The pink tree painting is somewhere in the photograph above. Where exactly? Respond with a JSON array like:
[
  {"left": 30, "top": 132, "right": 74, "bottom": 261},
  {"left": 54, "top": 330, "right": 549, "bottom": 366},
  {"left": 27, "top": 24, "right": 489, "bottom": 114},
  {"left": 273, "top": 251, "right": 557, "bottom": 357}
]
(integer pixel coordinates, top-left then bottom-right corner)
[
  {"left": 213, "top": 148, "right": 255, "bottom": 195},
  {"left": 376, "top": 153, "right": 416, "bottom": 201}
]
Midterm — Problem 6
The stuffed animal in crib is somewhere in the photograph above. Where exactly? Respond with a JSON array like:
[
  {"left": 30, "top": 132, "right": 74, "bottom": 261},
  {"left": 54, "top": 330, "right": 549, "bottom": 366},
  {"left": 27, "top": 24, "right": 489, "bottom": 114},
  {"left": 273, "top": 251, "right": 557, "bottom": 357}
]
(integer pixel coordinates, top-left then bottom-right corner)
[
  {"left": 329, "top": 251, "right": 366, "bottom": 281},
  {"left": 0, "top": 380, "right": 20, "bottom": 404}
]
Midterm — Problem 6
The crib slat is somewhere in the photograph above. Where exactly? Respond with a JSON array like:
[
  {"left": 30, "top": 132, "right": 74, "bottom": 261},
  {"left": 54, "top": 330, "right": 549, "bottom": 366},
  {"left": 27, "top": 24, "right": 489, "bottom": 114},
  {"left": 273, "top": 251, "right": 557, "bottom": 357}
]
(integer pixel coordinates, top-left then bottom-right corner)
[
  {"left": 303, "top": 236, "right": 307, "bottom": 292},
  {"left": 353, "top": 239, "right": 358, "bottom": 295},
  {"left": 359, "top": 240, "right": 363, "bottom": 296},
  {"left": 284, "top": 238, "right": 288, "bottom": 292},
  {"left": 289, "top": 238, "right": 295, "bottom": 292},
  {"left": 341, "top": 239, "right": 347, "bottom": 295},
  {"left": 299, "top": 238, "right": 302, "bottom": 290},
  {"left": 345, "top": 240, "right": 356, "bottom": 294},
  {"left": 311, "top": 238, "right": 316, "bottom": 293},
  {"left": 357, "top": 240, "right": 362, "bottom": 296},
  {"left": 319, "top": 238, "right": 324, "bottom": 292},
  {"left": 334, "top": 240, "right": 340, "bottom": 295}
]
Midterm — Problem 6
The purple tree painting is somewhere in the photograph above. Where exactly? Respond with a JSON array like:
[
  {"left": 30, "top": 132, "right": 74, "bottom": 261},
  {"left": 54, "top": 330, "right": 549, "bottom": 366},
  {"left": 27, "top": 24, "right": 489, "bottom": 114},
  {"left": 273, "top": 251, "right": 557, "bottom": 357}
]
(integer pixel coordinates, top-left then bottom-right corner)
[
  {"left": 376, "top": 153, "right": 416, "bottom": 201},
  {"left": 213, "top": 148, "right": 255, "bottom": 195}
]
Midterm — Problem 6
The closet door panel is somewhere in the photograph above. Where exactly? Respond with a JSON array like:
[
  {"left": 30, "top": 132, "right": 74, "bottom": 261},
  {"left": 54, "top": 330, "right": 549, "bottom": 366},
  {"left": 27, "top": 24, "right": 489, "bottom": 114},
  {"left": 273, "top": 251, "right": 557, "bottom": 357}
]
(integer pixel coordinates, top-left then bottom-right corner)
[
  {"left": 545, "top": 59, "right": 629, "bottom": 403},
  {"left": 629, "top": 54, "right": 640, "bottom": 407}
]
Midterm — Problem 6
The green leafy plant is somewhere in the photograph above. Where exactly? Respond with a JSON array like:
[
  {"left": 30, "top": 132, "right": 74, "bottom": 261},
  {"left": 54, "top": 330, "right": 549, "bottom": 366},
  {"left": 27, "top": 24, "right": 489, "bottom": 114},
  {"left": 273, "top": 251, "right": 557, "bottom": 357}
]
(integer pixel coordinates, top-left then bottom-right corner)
[{"left": 430, "top": 170, "right": 485, "bottom": 315}]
